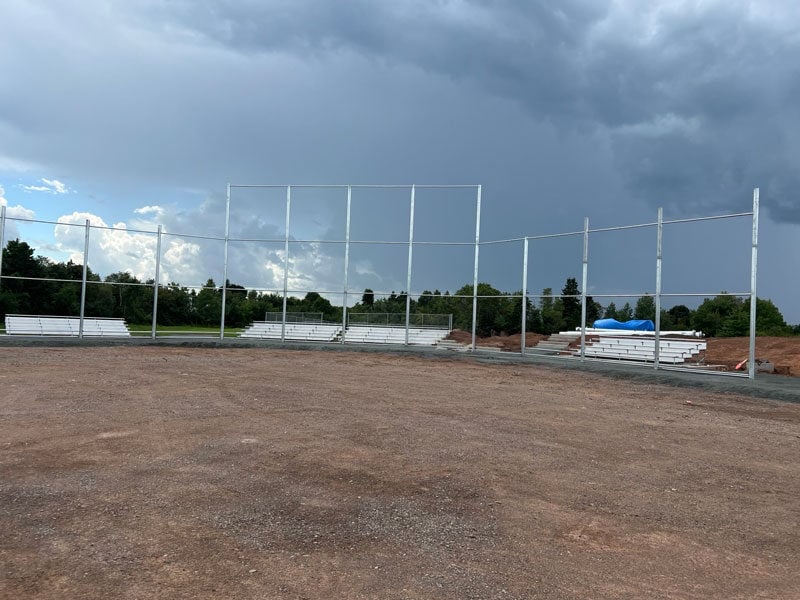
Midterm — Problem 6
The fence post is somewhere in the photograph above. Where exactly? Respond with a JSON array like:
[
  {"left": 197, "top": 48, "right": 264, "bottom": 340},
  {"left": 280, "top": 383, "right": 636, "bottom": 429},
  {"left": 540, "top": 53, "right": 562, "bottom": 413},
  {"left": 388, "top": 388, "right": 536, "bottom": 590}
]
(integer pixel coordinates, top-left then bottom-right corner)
[
  {"left": 281, "top": 185, "right": 292, "bottom": 343},
  {"left": 0, "top": 205, "right": 6, "bottom": 290},
  {"left": 579, "top": 217, "right": 589, "bottom": 360},
  {"left": 79, "top": 219, "right": 90, "bottom": 338},
  {"left": 748, "top": 188, "right": 760, "bottom": 380},
  {"left": 220, "top": 183, "right": 231, "bottom": 340},
  {"left": 471, "top": 185, "right": 482, "bottom": 351},
  {"left": 151, "top": 224, "right": 163, "bottom": 339},
  {"left": 341, "top": 185, "right": 352, "bottom": 344},
  {"left": 654, "top": 208, "right": 663, "bottom": 369},
  {"left": 405, "top": 185, "right": 416, "bottom": 345},
  {"left": 521, "top": 237, "right": 528, "bottom": 355}
]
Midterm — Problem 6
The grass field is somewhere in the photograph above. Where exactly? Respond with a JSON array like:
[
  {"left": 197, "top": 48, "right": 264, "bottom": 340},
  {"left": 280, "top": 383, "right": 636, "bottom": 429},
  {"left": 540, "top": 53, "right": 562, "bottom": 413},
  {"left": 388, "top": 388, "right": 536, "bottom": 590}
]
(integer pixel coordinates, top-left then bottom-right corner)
[{"left": 126, "top": 324, "right": 245, "bottom": 337}]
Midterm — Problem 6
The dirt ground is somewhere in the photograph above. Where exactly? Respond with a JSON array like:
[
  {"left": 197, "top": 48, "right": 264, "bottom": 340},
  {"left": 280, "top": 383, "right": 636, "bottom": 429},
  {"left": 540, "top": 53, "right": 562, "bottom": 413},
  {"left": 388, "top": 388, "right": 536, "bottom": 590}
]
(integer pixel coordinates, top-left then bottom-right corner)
[
  {"left": 1, "top": 348, "right": 799, "bottom": 599},
  {"left": 704, "top": 336, "right": 800, "bottom": 375},
  {"left": 447, "top": 330, "right": 549, "bottom": 352}
]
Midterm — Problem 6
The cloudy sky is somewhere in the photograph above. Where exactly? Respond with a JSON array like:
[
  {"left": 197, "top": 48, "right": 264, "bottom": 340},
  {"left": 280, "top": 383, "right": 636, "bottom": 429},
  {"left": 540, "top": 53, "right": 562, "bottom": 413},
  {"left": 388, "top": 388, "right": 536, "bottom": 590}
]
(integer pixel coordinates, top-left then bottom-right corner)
[{"left": 1, "top": 0, "right": 798, "bottom": 321}]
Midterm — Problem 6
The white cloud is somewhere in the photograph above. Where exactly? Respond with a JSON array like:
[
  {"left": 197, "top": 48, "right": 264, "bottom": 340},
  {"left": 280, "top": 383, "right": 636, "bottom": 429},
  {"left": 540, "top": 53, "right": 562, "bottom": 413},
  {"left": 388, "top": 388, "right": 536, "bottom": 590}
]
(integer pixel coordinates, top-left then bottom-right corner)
[
  {"left": 134, "top": 205, "right": 165, "bottom": 217},
  {"left": 53, "top": 211, "right": 202, "bottom": 285},
  {"left": 43, "top": 178, "right": 68, "bottom": 194},
  {"left": 161, "top": 237, "right": 203, "bottom": 284},
  {"left": 0, "top": 200, "right": 36, "bottom": 221},
  {"left": 1, "top": 185, "right": 36, "bottom": 242},
  {"left": 22, "top": 178, "right": 70, "bottom": 194}
]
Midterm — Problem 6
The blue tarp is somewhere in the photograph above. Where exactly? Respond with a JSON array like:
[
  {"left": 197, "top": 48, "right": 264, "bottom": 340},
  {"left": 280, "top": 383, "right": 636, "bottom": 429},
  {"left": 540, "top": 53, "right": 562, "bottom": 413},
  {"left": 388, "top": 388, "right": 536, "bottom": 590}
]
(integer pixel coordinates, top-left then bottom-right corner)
[{"left": 592, "top": 318, "right": 655, "bottom": 331}]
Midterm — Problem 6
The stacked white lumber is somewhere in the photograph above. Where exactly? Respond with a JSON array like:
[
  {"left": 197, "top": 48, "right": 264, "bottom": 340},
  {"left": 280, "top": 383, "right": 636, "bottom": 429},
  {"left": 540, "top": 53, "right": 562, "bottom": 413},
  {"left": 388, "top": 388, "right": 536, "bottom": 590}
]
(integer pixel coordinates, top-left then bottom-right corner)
[
  {"left": 574, "top": 328, "right": 703, "bottom": 338},
  {"left": 576, "top": 336, "right": 705, "bottom": 364}
]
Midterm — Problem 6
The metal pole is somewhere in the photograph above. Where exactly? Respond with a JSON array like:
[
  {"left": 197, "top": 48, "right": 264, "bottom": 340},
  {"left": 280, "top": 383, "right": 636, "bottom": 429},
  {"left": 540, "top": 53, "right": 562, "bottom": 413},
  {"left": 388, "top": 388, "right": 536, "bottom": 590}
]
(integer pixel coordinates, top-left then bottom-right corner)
[
  {"left": 405, "top": 185, "right": 416, "bottom": 345},
  {"left": 281, "top": 185, "right": 292, "bottom": 343},
  {"left": 449, "top": 313, "right": 452, "bottom": 332},
  {"left": 579, "top": 217, "right": 589, "bottom": 360},
  {"left": 341, "top": 185, "right": 352, "bottom": 344},
  {"left": 151, "top": 225, "right": 163, "bottom": 339},
  {"left": 654, "top": 208, "right": 663, "bottom": 369},
  {"left": 0, "top": 205, "right": 6, "bottom": 289},
  {"left": 521, "top": 237, "right": 528, "bottom": 355},
  {"left": 748, "top": 188, "right": 760, "bottom": 380},
  {"left": 219, "top": 184, "right": 231, "bottom": 340},
  {"left": 79, "top": 219, "right": 90, "bottom": 338},
  {"left": 471, "top": 185, "right": 482, "bottom": 351}
]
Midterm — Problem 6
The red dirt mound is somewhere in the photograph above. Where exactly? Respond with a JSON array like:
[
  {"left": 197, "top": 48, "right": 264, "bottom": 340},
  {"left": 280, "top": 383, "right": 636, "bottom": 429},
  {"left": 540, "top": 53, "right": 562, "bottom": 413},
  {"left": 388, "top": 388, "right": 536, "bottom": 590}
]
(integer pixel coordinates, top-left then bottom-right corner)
[
  {"left": 446, "top": 329, "right": 548, "bottom": 352},
  {"left": 706, "top": 336, "right": 800, "bottom": 376}
]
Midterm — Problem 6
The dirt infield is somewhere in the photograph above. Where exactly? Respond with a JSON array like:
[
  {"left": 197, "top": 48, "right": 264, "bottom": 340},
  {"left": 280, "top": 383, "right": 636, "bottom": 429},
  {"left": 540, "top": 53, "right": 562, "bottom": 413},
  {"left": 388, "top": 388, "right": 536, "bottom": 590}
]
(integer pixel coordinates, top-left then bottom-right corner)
[{"left": 1, "top": 348, "right": 799, "bottom": 599}]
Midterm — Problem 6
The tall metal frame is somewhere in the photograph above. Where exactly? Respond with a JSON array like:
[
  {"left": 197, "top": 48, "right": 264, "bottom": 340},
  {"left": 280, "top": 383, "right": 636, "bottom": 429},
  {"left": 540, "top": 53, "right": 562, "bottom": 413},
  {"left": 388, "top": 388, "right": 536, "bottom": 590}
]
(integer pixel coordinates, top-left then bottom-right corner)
[
  {"left": 749, "top": 188, "right": 760, "bottom": 379},
  {"left": 151, "top": 224, "right": 163, "bottom": 339},
  {"left": 219, "top": 183, "right": 232, "bottom": 340},
  {"left": 471, "top": 186, "right": 482, "bottom": 352},
  {"left": 518, "top": 191, "right": 759, "bottom": 379},
  {"left": 78, "top": 219, "right": 90, "bottom": 338},
  {"left": 579, "top": 217, "right": 589, "bottom": 361},
  {"left": 405, "top": 185, "right": 416, "bottom": 346},
  {"left": 341, "top": 186, "right": 352, "bottom": 344},
  {"left": 654, "top": 208, "right": 663, "bottom": 369},
  {"left": 224, "top": 183, "right": 481, "bottom": 347},
  {"left": 520, "top": 237, "right": 528, "bottom": 355},
  {"left": 0, "top": 185, "right": 761, "bottom": 380},
  {"left": 0, "top": 205, "right": 6, "bottom": 290},
  {"left": 281, "top": 186, "right": 292, "bottom": 343}
]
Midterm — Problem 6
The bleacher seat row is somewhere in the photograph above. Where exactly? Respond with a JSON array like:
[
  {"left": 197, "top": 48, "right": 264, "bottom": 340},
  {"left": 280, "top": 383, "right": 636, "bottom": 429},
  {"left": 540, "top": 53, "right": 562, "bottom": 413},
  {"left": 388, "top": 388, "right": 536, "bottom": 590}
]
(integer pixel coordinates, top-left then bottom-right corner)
[
  {"left": 240, "top": 322, "right": 342, "bottom": 342},
  {"left": 343, "top": 326, "right": 449, "bottom": 345},
  {"left": 238, "top": 322, "right": 451, "bottom": 345},
  {"left": 4, "top": 315, "right": 131, "bottom": 337}
]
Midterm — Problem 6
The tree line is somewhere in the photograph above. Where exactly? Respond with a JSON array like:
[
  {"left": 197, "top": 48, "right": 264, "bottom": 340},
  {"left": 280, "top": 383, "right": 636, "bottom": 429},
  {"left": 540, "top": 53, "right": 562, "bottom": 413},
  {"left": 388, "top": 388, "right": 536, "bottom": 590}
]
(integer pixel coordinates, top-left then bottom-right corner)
[{"left": 0, "top": 239, "right": 795, "bottom": 336}]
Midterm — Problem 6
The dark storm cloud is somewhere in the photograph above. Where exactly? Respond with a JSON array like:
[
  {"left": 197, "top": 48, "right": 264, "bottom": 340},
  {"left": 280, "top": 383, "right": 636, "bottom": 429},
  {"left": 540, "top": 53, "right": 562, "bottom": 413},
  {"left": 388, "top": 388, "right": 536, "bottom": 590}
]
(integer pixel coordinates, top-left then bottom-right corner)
[
  {"left": 2, "top": 0, "right": 798, "bottom": 219},
  {"left": 139, "top": 0, "right": 800, "bottom": 219}
]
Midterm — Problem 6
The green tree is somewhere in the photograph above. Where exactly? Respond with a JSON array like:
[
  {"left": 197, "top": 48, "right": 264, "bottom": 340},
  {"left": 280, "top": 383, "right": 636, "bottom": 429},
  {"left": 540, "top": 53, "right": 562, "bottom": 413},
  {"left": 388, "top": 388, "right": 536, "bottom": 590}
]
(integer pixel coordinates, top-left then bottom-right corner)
[
  {"left": 617, "top": 302, "right": 633, "bottom": 322},
  {"left": 361, "top": 288, "right": 375, "bottom": 307},
  {"left": 451, "top": 283, "right": 518, "bottom": 336},
  {"left": 634, "top": 295, "right": 656, "bottom": 321},
  {"left": 540, "top": 288, "right": 564, "bottom": 334},
  {"left": 194, "top": 279, "right": 221, "bottom": 325},
  {"left": 744, "top": 297, "right": 789, "bottom": 336},
  {"left": 105, "top": 272, "right": 152, "bottom": 323},
  {"left": 692, "top": 294, "right": 742, "bottom": 337},
  {"left": 586, "top": 297, "right": 602, "bottom": 326},
  {"left": 157, "top": 282, "right": 193, "bottom": 325},
  {"left": 525, "top": 299, "right": 543, "bottom": 333},
  {"left": 604, "top": 302, "right": 618, "bottom": 320},
  {"left": 560, "top": 277, "right": 581, "bottom": 330},
  {"left": 0, "top": 239, "right": 46, "bottom": 316},
  {"left": 667, "top": 305, "right": 692, "bottom": 330}
]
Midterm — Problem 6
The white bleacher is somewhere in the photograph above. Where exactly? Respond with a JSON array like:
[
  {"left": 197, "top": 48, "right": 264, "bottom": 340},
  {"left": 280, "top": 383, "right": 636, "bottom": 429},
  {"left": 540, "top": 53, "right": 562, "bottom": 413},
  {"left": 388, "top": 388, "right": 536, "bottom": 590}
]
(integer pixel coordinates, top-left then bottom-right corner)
[
  {"left": 4, "top": 315, "right": 131, "bottom": 337},
  {"left": 575, "top": 336, "right": 705, "bottom": 364},
  {"left": 240, "top": 322, "right": 342, "bottom": 342},
  {"left": 344, "top": 325, "right": 450, "bottom": 346}
]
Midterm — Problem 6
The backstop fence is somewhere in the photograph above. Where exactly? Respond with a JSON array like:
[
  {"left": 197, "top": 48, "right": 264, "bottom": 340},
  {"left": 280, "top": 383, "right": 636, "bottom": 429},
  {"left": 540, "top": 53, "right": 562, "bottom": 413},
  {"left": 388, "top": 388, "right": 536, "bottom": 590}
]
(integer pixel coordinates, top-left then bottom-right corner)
[{"left": 0, "top": 185, "right": 760, "bottom": 378}]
